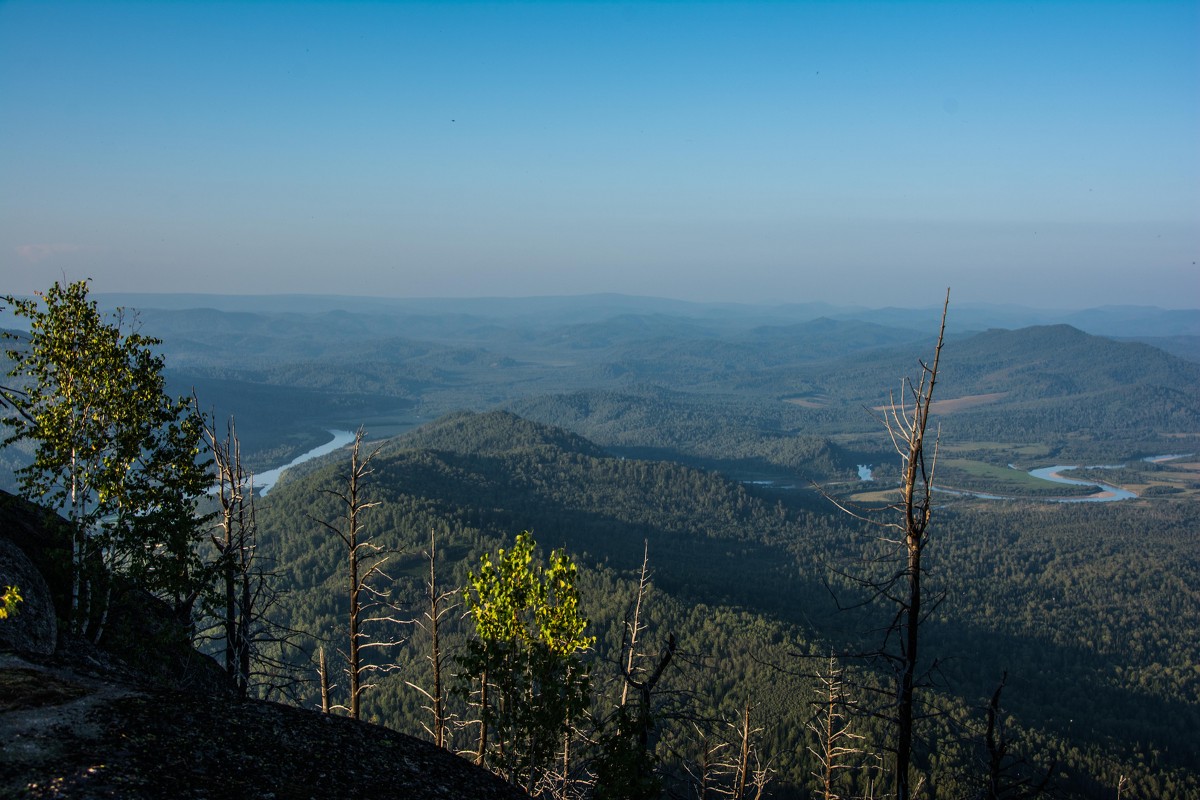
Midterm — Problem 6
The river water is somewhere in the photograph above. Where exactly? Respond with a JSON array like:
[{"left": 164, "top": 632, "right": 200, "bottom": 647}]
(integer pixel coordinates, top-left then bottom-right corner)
[
  {"left": 936, "top": 454, "right": 1191, "bottom": 503},
  {"left": 255, "top": 430, "right": 356, "bottom": 496},
  {"left": 1024, "top": 465, "right": 1138, "bottom": 502}
]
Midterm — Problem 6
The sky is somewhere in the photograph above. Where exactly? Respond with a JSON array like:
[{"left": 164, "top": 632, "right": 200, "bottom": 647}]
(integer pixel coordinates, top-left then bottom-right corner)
[{"left": 1, "top": 0, "right": 1197, "bottom": 309}]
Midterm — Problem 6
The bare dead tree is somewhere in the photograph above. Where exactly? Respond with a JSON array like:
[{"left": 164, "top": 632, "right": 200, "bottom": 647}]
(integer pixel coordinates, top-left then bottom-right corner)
[
  {"left": 821, "top": 289, "right": 951, "bottom": 800},
  {"left": 621, "top": 540, "right": 653, "bottom": 707},
  {"left": 205, "top": 413, "right": 253, "bottom": 692},
  {"left": 311, "top": 427, "right": 405, "bottom": 720},
  {"left": 807, "top": 653, "right": 867, "bottom": 800},
  {"left": 318, "top": 644, "right": 333, "bottom": 714},
  {"left": 616, "top": 543, "right": 677, "bottom": 743},
  {"left": 685, "top": 722, "right": 726, "bottom": 800},
  {"left": 406, "top": 526, "right": 460, "bottom": 748},
  {"left": 733, "top": 705, "right": 751, "bottom": 800},
  {"left": 592, "top": 544, "right": 679, "bottom": 800},
  {"left": 710, "top": 702, "right": 773, "bottom": 800},
  {"left": 628, "top": 633, "right": 676, "bottom": 744},
  {"left": 681, "top": 702, "right": 772, "bottom": 800},
  {"left": 199, "top": 410, "right": 305, "bottom": 700},
  {"left": 981, "top": 672, "right": 1054, "bottom": 800}
]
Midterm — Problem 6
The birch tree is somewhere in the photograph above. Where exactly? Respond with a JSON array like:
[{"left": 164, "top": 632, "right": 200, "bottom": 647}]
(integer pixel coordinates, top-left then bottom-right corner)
[
  {"left": 2, "top": 280, "right": 208, "bottom": 640},
  {"left": 460, "top": 530, "right": 593, "bottom": 795}
]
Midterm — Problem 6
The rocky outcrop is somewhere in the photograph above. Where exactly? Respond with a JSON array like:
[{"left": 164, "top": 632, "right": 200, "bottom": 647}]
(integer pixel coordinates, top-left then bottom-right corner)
[
  {"left": 0, "top": 650, "right": 528, "bottom": 800},
  {"left": 0, "top": 490, "right": 226, "bottom": 693},
  {"left": 0, "top": 537, "right": 55, "bottom": 655},
  {"left": 0, "top": 492, "right": 72, "bottom": 622}
]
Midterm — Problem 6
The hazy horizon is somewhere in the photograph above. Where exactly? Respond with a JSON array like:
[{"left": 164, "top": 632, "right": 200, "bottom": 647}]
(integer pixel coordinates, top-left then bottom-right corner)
[
  {"left": 2, "top": 1, "right": 1197, "bottom": 310},
  {"left": 85, "top": 289, "right": 1200, "bottom": 316}
]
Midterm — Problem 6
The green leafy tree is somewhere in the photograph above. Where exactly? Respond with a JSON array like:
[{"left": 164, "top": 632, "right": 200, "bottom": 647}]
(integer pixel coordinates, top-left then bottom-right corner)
[
  {"left": 460, "top": 530, "right": 593, "bottom": 796},
  {"left": 0, "top": 585, "right": 21, "bottom": 620},
  {"left": 2, "top": 280, "right": 209, "bottom": 640}
]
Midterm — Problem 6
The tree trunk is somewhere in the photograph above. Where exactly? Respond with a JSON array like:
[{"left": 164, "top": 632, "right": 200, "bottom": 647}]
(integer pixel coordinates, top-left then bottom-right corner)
[
  {"left": 319, "top": 646, "right": 331, "bottom": 714},
  {"left": 895, "top": 543, "right": 921, "bottom": 800},
  {"left": 348, "top": 534, "right": 360, "bottom": 720},
  {"left": 476, "top": 665, "right": 489, "bottom": 766}
]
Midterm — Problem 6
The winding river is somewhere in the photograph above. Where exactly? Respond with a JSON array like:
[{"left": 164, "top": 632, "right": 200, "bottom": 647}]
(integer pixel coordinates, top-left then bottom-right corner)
[
  {"left": 1023, "top": 465, "right": 1137, "bottom": 502},
  {"left": 936, "top": 464, "right": 1134, "bottom": 503},
  {"left": 255, "top": 430, "right": 356, "bottom": 496},
  {"left": 938, "top": 454, "right": 1192, "bottom": 503}
]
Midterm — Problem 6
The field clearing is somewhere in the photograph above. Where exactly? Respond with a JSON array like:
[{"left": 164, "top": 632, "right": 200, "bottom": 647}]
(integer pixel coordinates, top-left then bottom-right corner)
[
  {"left": 1139, "top": 459, "right": 1199, "bottom": 481},
  {"left": 870, "top": 392, "right": 1008, "bottom": 414},
  {"left": 846, "top": 487, "right": 899, "bottom": 504},
  {"left": 783, "top": 395, "right": 828, "bottom": 408},
  {"left": 938, "top": 458, "right": 1086, "bottom": 494},
  {"left": 942, "top": 441, "right": 1053, "bottom": 459},
  {"left": 929, "top": 392, "right": 1009, "bottom": 413},
  {"left": 941, "top": 458, "right": 1023, "bottom": 477},
  {"left": 1141, "top": 459, "right": 1200, "bottom": 498}
]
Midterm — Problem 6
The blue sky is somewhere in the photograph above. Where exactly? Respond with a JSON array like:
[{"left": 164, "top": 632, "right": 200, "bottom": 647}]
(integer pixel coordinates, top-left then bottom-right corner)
[{"left": 1, "top": 0, "right": 1197, "bottom": 308}]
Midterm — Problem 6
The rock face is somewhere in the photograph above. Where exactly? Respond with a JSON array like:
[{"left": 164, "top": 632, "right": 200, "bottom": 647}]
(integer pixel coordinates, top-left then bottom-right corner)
[
  {"left": 0, "top": 538, "right": 56, "bottom": 655},
  {"left": 0, "top": 650, "right": 528, "bottom": 800},
  {"left": 0, "top": 491, "right": 227, "bottom": 693},
  {"left": 0, "top": 492, "right": 73, "bottom": 623}
]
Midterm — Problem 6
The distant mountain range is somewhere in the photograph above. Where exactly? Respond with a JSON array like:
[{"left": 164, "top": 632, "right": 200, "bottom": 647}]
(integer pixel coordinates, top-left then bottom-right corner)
[
  {"left": 4, "top": 292, "right": 1197, "bottom": 479},
  {"left": 82, "top": 291, "right": 1200, "bottom": 339}
]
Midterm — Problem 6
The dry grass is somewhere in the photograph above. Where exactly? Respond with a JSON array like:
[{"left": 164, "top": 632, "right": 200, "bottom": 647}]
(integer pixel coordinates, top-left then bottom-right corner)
[
  {"left": 872, "top": 392, "right": 1008, "bottom": 414},
  {"left": 783, "top": 396, "right": 828, "bottom": 408}
]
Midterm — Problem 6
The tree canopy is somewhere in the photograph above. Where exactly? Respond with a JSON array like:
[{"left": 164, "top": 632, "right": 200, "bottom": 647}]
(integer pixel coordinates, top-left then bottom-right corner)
[{"left": 2, "top": 280, "right": 209, "bottom": 638}]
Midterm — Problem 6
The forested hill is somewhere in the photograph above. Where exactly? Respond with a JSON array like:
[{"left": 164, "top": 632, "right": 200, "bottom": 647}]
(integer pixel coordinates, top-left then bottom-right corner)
[
  {"left": 756, "top": 322, "right": 1200, "bottom": 406},
  {"left": 732, "top": 323, "right": 1200, "bottom": 451},
  {"left": 269, "top": 410, "right": 821, "bottom": 614},
  {"left": 943, "top": 324, "right": 1200, "bottom": 397},
  {"left": 386, "top": 409, "right": 610, "bottom": 460},
  {"left": 254, "top": 410, "right": 1200, "bottom": 799},
  {"left": 506, "top": 388, "right": 847, "bottom": 480},
  {"left": 928, "top": 325, "right": 1200, "bottom": 447},
  {"left": 503, "top": 324, "right": 1200, "bottom": 477}
]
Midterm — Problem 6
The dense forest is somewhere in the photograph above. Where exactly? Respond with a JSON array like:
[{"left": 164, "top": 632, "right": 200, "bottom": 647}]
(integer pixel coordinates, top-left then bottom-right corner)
[{"left": 248, "top": 410, "right": 1200, "bottom": 799}]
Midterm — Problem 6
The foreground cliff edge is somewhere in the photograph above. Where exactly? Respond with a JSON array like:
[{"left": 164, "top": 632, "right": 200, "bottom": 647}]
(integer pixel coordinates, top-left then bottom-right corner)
[{"left": 0, "top": 492, "right": 524, "bottom": 800}]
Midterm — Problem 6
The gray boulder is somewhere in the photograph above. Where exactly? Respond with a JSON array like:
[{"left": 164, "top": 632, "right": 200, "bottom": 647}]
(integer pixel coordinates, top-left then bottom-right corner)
[{"left": 0, "top": 537, "right": 56, "bottom": 655}]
